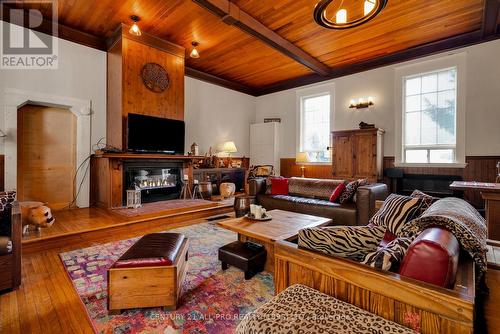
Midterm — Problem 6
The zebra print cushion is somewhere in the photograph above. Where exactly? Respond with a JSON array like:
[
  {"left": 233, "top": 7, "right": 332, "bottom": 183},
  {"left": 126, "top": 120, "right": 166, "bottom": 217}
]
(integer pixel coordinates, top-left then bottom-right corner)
[
  {"left": 298, "top": 225, "right": 386, "bottom": 261},
  {"left": 370, "top": 194, "right": 423, "bottom": 236},
  {"left": 361, "top": 237, "right": 414, "bottom": 272}
]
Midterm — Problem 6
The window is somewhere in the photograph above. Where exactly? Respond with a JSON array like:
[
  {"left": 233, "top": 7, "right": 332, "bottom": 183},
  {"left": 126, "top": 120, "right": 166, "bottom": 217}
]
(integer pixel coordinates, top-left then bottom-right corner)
[
  {"left": 403, "top": 67, "right": 457, "bottom": 164},
  {"left": 299, "top": 93, "right": 331, "bottom": 163}
]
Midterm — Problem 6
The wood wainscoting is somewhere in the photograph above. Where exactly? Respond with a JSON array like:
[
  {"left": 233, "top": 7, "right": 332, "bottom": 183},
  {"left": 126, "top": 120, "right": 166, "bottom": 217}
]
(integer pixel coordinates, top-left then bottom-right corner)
[
  {"left": 0, "top": 154, "right": 4, "bottom": 191},
  {"left": 280, "top": 156, "right": 500, "bottom": 208}
]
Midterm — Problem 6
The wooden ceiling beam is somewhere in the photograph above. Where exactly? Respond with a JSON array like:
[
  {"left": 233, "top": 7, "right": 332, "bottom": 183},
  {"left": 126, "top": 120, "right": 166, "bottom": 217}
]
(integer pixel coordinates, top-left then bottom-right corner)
[
  {"left": 192, "top": 0, "right": 331, "bottom": 76},
  {"left": 255, "top": 30, "right": 498, "bottom": 96},
  {"left": 481, "top": 0, "right": 500, "bottom": 38}
]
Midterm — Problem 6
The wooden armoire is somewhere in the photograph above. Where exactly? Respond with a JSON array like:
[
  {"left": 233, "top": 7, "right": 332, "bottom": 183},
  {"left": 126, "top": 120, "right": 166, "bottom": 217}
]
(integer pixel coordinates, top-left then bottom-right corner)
[{"left": 330, "top": 128, "right": 384, "bottom": 182}]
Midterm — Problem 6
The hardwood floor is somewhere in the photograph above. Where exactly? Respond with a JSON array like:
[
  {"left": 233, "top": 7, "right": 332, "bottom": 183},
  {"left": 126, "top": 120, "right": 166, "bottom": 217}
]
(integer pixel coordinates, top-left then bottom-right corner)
[
  {"left": 1, "top": 210, "right": 233, "bottom": 333},
  {"left": 1, "top": 208, "right": 500, "bottom": 333}
]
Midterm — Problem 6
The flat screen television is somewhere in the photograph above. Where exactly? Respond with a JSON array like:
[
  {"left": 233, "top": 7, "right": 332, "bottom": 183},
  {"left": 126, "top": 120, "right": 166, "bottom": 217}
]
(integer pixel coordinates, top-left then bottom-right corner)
[{"left": 127, "top": 113, "right": 185, "bottom": 154}]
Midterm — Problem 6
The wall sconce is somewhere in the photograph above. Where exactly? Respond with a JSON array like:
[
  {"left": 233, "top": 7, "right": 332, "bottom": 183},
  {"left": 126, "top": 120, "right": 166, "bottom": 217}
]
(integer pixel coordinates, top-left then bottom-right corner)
[
  {"left": 349, "top": 96, "right": 374, "bottom": 109},
  {"left": 0, "top": 130, "right": 6, "bottom": 138}
]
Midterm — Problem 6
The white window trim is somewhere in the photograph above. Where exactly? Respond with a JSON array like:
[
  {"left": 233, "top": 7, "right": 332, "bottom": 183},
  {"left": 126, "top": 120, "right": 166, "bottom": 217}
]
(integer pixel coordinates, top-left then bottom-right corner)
[
  {"left": 394, "top": 53, "right": 467, "bottom": 168},
  {"left": 295, "top": 83, "right": 335, "bottom": 164}
]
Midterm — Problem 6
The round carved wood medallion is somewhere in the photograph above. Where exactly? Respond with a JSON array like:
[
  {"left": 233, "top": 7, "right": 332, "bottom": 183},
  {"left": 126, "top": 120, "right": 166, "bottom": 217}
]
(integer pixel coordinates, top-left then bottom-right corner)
[{"left": 141, "top": 63, "right": 169, "bottom": 93}]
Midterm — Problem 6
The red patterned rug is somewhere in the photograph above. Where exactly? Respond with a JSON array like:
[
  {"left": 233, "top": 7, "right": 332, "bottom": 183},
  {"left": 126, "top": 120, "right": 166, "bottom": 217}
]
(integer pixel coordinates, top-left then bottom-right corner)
[{"left": 59, "top": 221, "right": 274, "bottom": 333}]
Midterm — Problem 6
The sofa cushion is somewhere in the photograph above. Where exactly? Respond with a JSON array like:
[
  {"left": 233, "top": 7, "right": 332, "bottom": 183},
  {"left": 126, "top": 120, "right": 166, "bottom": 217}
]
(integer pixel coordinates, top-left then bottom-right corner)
[
  {"left": 298, "top": 225, "right": 386, "bottom": 261},
  {"left": 339, "top": 179, "right": 367, "bottom": 204},
  {"left": 270, "top": 177, "right": 289, "bottom": 195},
  {"left": 399, "top": 227, "right": 459, "bottom": 288},
  {"left": 288, "top": 177, "right": 344, "bottom": 200},
  {"left": 236, "top": 284, "right": 416, "bottom": 334},
  {"left": 361, "top": 236, "right": 414, "bottom": 272},
  {"left": 329, "top": 182, "right": 346, "bottom": 203},
  {"left": 370, "top": 194, "right": 423, "bottom": 236},
  {"left": 256, "top": 194, "right": 357, "bottom": 226},
  {"left": 112, "top": 233, "right": 185, "bottom": 268},
  {"left": 410, "top": 189, "right": 435, "bottom": 212}
]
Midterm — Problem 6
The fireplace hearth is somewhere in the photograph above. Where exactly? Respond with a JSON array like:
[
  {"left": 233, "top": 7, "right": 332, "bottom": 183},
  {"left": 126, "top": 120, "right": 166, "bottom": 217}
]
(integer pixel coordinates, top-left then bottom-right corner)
[{"left": 123, "top": 160, "right": 183, "bottom": 205}]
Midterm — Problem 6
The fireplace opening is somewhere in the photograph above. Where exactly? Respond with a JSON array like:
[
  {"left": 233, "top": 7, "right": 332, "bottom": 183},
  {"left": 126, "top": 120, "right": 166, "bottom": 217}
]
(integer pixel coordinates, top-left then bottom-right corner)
[{"left": 123, "top": 160, "right": 183, "bottom": 205}]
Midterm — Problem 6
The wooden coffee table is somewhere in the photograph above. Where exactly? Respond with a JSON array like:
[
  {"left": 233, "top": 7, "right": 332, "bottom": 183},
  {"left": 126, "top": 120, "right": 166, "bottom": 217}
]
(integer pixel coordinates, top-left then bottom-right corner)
[{"left": 217, "top": 209, "right": 332, "bottom": 272}]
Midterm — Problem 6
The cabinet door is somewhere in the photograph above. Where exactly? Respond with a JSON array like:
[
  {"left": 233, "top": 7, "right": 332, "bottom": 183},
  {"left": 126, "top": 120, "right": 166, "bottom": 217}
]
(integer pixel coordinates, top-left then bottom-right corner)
[
  {"left": 352, "top": 132, "right": 377, "bottom": 180},
  {"left": 331, "top": 134, "right": 353, "bottom": 179}
]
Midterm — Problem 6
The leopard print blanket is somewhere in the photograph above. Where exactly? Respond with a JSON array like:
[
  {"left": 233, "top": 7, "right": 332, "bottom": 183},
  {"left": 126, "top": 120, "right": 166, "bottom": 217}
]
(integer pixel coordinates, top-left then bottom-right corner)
[
  {"left": 236, "top": 284, "right": 416, "bottom": 334},
  {"left": 400, "top": 197, "right": 487, "bottom": 281}
]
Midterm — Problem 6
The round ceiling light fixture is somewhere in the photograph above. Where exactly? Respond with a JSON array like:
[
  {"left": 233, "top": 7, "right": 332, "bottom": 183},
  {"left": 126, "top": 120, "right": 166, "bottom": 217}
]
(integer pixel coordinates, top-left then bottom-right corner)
[{"left": 313, "top": 0, "right": 388, "bottom": 29}]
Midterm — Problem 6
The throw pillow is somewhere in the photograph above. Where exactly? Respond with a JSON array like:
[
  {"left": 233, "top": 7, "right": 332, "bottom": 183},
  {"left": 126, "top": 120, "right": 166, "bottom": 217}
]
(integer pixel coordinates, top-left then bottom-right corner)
[
  {"left": 369, "top": 193, "right": 423, "bottom": 236},
  {"left": 298, "top": 225, "right": 386, "bottom": 261},
  {"left": 271, "top": 177, "right": 289, "bottom": 195},
  {"left": 329, "top": 182, "right": 346, "bottom": 203},
  {"left": 410, "top": 189, "right": 435, "bottom": 212},
  {"left": 339, "top": 180, "right": 359, "bottom": 204},
  {"left": 361, "top": 236, "right": 414, "bottom": 272}
]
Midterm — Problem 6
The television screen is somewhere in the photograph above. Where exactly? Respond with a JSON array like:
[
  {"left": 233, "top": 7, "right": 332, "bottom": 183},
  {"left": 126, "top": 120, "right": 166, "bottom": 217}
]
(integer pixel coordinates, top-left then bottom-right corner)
[{"left": 127, "top": 113, "right": 185, "bottom": 154}]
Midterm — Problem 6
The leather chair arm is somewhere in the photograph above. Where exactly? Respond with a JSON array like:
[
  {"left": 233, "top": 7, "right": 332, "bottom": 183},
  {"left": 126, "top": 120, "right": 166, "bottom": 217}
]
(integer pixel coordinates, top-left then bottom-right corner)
[
  {"left": 356, "top": 183, "right": 388, "bottom": 226},
  {"left": 248, "top": 178, "right": 267, "bottom": 196}
]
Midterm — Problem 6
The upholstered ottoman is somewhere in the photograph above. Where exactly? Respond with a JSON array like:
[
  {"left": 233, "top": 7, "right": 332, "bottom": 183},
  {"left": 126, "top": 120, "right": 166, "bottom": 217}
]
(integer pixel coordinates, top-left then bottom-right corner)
[
  {"left": 107, "top": 233, "right": 188, "bottom": 313},
  {"left": 236, "top": 284, "right": 416, "bottom": 334},
  {"left": 219, "top": 241, "right": 266, "bottom": 280}
]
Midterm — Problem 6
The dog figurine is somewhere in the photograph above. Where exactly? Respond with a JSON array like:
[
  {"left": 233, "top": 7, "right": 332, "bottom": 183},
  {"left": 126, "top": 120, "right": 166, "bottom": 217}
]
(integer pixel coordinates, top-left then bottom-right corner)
[{"left": 20, "top": 201, "right": 55, "bottom": 235}]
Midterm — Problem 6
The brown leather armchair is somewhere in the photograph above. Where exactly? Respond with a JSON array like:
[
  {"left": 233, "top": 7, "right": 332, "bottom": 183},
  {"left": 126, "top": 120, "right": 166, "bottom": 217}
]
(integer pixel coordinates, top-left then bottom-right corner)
[{"left": 248, "top": 177, "right": 388, "bottom": 226}]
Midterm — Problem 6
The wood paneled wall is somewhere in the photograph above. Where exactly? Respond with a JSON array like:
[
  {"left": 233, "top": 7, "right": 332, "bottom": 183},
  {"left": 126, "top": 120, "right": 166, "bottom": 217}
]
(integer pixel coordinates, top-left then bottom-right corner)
[
  {"left": 280, "top": 156, "right": 500, "bottom": 208},
  {"left": 0, "top": 155, "right": 4, "bottom": 191},
  {"left": 106, "top": 26, "right": 185, "bottom": 150}
]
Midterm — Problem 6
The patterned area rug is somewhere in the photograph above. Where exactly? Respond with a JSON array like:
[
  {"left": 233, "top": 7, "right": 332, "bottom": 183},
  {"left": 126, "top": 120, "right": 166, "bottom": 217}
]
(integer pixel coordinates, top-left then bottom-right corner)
[{"left": 59, "top": 222, "right": 274, "bottom": 333}]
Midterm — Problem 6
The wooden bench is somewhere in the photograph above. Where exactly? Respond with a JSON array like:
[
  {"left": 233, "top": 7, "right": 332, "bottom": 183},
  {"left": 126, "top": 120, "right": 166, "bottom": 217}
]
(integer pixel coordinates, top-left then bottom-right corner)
[{"left": 107, "top": 233, "right": 189, "bottom": 313}]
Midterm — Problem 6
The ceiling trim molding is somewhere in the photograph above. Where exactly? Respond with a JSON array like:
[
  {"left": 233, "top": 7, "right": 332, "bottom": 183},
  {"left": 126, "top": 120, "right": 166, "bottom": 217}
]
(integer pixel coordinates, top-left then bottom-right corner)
[
  {"left": 481, "top": 0, "right": 500, "bottom": 38},
  {"left": 106, "top": 24, "right": 185, "bottom": 58},
  {"left": 0, "top": 3, "right": 106, "bottom": 51},
  {"left": 192, "top": 0, "right": 331, "bottom": 76},
  {"left": 185, "top": 67, "right": 258, "bottom": 96},
  {"left": 255, "top": 30, "right": 500, "bottom": 96}
]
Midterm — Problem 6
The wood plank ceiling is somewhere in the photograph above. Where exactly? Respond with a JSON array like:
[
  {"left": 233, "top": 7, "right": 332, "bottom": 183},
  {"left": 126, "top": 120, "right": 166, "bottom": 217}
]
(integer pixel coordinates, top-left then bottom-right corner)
[{"left": 3, "top": 0, "right": 499, "bottom": 96}]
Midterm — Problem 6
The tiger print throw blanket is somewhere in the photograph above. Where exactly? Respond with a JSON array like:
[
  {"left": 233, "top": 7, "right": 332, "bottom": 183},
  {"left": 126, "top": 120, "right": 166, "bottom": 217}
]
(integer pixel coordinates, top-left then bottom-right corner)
[{"left": 400, "top": 197, "right": 488, "bottom": 281}]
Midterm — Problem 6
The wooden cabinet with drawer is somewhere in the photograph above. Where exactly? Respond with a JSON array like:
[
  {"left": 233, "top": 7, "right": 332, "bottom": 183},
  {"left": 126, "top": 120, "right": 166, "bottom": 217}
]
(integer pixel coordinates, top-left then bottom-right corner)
[{"left": 331, "top": 128, "right": 384, "bottom": 182}]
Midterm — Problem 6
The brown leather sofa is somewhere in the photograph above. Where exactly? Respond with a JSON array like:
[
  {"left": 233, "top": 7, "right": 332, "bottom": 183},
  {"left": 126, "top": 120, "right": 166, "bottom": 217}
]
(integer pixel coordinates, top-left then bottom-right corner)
[{"left": 248, "top": 177, "right": 388, "bottom": 226}]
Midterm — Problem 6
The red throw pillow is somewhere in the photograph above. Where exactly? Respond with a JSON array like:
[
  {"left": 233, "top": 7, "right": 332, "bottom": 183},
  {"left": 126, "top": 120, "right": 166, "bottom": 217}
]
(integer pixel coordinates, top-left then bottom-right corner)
[
  {"left": 329, "top": 183, "right": 346, "bottom": 203},
  {"left": 271, "top": 178, "right": 289, "bottom": 195}
]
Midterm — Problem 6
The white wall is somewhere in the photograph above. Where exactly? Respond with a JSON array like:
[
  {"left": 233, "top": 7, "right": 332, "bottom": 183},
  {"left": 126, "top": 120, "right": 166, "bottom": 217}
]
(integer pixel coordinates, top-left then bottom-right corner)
[
  {"left": 255, "top": 39, "right": 500, "bottom": 158},
  {"left": 0, "top": 23, "right": 107, "bottom": 152},
  {"left": 184, "top": 76, "right": 255, "bottom": 156}
]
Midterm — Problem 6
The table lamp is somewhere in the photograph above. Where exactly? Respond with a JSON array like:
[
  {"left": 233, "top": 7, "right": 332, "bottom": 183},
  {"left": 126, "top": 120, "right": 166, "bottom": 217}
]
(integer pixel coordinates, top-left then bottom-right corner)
[
  {"left": 222, "top": 141, "right": 238, "bottom": 167},
  {"left": 296, "top": 152, "right": 310, "bottom": 178}
]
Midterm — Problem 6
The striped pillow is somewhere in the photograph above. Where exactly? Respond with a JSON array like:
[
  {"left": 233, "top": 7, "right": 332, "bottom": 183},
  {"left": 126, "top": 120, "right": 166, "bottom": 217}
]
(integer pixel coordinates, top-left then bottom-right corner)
[
  {"left": 361, "top": 237, "right": 414, "bottom": 272},
  {"left": 298, "top": 225, "right": 386, "bottom": 261},
  {"left": 370, "top": 194, "right": 423, "bottom": 236}
]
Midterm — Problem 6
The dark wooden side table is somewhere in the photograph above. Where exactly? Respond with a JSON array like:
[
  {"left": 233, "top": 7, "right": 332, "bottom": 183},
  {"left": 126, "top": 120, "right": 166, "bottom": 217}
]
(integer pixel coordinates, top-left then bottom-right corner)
[{"left": 450, "top": 181, "right": 500, "bottom": 242}]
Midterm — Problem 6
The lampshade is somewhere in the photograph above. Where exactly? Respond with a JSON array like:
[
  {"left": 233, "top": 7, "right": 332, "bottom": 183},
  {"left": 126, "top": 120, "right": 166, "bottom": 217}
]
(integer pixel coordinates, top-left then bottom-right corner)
[
  {"left": 296, "top": 152, "right": 310, "bottom": 164},
  {"left": 222, "top": 141, "right": 238, "bottom": 153}
]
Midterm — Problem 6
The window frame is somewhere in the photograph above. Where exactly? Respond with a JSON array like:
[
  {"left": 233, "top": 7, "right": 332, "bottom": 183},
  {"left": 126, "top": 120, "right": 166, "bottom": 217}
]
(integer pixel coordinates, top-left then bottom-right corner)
[
  {"left": 402, "top": 66, "right": 458, "bottom": 164},
  {"left": 296, "top": 83, "right": 334, "bottom": 165},
  {"left": 394, "top": 53, "right": 467, "bottom": 168}
]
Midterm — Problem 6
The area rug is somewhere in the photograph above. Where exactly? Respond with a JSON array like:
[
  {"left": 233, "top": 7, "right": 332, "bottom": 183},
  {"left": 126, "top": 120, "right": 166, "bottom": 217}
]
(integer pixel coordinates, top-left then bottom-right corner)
[{"left": 59, "top": 221, "right": 274, "bottom": 334}]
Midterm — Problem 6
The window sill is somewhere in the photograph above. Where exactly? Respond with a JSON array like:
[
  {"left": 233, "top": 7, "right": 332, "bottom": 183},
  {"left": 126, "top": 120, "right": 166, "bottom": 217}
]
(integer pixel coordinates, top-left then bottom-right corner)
[
  {"left": 297, "top": 162, "right": 331, "bottom": 166},
  {"left": 393, "top": 162, "right": 467, "bottom": 168}
]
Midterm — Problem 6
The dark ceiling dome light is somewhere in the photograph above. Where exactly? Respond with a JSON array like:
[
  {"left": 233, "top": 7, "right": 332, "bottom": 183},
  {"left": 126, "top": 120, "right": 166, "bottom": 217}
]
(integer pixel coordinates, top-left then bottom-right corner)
[{"left": 314, "top": 0, "right": 388, "bottom": 29}]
